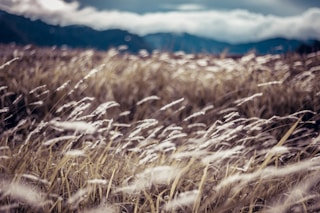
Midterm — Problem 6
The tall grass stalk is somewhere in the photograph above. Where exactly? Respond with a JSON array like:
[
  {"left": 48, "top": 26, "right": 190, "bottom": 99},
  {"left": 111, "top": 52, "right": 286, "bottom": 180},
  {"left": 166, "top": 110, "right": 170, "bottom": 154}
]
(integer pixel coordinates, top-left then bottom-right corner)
[{"left": 0, "top": 45, "right": 319, "bottom": 212}]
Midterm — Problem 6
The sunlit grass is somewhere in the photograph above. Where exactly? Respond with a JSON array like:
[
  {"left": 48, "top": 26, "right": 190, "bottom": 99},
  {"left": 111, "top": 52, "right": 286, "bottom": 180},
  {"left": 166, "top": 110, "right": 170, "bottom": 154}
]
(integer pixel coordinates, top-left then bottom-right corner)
[{"left": 0, "top": 44, "right": 320, "bottom": 212}]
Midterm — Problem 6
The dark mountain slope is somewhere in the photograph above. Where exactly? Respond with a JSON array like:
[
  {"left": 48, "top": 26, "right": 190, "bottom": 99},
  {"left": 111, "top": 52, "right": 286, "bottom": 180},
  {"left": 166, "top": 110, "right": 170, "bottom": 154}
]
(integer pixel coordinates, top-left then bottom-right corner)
[
  {"left": 144, "top": 32, "right": 229, "bottom": 54},
  {"left": 0, "top": 10, "right": 151, "bottom": 53},
  {"left": 144, "top": 33, "right": 306, "bottom": 55}
]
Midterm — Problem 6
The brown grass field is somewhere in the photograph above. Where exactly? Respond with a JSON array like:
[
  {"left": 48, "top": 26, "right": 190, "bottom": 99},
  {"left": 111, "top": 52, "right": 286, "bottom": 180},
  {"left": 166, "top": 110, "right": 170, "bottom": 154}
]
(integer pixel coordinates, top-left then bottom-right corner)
[{"left": 0, "top": 44, "right": 320, "bottom": 212}]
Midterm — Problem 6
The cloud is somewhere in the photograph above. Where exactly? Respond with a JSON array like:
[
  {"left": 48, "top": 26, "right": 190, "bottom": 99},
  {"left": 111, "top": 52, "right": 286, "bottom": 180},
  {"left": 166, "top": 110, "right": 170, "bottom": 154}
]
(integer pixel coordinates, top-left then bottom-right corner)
[
  {"left": 1, "top": 0, "right": 320, "bottom": 43},
  {"left": 162, "top": 3, "right": 206, "bottom": 11},
  {"left": 87, "top": 0, "right": 320, "bottom": 16}
]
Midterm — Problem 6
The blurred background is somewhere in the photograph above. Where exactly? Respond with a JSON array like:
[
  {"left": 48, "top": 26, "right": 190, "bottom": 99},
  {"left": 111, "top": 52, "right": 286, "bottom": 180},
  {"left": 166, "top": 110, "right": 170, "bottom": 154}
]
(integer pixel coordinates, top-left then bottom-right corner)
[{"left": 0, "top": 0, "right": 320, "bottom": 55}]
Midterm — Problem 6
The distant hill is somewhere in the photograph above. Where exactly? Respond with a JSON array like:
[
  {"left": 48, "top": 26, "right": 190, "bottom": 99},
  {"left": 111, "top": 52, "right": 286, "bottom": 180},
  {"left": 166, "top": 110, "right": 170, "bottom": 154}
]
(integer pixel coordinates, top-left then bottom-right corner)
[
  {"left": 228, "top": 37, "right": 304, "bottom": 55},
  {"left": 295, "top": 40, "right": 320, "bottom": 54},
  {"left": 143, "top": 33, "right": 229, "bottom": 54},
  {"left": 0, "top": 10, "right": 151, "bottom": 53},
  {"left": 0, "top": 10, "right": 318, "bottom": 55},
  {"left": 143, "top": 33, "right": 307, "bottom": 55}
]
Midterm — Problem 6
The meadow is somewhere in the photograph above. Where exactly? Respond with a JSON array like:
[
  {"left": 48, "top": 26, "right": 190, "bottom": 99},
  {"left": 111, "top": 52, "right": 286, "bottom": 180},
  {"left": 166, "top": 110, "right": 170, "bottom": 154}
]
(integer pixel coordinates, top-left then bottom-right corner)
[{"left": 0, "top": 44, "right": 320, "bottom": 212}]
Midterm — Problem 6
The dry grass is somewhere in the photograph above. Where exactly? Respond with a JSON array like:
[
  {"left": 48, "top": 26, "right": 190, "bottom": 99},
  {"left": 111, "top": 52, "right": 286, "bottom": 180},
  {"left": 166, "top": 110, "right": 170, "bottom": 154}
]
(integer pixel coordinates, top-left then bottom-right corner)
[{"left": 0, "top": 44, "right": 320, "bottom": 212}]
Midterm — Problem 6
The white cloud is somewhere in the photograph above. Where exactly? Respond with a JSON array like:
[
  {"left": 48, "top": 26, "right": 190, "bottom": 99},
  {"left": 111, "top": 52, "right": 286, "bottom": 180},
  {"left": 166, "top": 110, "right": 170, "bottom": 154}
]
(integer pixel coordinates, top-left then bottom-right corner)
[
  {"left": 162, "top": 3, "right": 205, "bottom": 11},
  {"left": 0, "top": 0, "right": 320, "bottom": 43}
]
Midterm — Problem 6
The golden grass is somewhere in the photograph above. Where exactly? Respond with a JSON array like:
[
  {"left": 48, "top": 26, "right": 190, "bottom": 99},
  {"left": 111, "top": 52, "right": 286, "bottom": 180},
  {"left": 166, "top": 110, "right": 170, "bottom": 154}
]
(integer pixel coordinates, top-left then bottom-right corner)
[{"left": 0, "top": 44, "right": 320, "bottom": 212}]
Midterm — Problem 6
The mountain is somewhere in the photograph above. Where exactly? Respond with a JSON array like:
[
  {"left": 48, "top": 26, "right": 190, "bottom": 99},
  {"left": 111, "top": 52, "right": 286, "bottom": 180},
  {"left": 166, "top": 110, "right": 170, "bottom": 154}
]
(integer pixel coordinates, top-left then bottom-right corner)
[
  {"left": 143, "top": 33, "right": 306, "bottom": 55},
  {"left": 295, "top": 40, "right": 320, "bottom": 54},
  {"left": 0, "top": 10, "right": 151, "bottom": 53},
  {"left": 0, "top": 10, "right": 317, "bottom": 55},
  {"left": 229, "top": 38, "right": 305, "bottom": 55},
  {"left": 143, "top": 33, "right": 229, "bottom": 54}
]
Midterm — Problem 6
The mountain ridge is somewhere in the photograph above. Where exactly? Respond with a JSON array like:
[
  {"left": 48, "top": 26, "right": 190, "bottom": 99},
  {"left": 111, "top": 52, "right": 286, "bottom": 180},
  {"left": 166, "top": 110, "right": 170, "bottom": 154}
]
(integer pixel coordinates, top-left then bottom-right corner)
[
  {"left": 0, "top": 10, "right": 318, "bottom": 55},
  {"left": 0, "top": 10, "right": 152, "bottom": 53},
  {"left": 143, "top": 32, "right": 308, "bottom": 55}
]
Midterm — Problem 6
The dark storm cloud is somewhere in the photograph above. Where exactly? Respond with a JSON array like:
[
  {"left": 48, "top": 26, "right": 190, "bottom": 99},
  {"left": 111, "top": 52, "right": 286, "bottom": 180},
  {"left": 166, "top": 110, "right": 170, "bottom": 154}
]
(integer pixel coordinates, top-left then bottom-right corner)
[{"left": 0, "top": 0, "right": 319, "bottom": 43}]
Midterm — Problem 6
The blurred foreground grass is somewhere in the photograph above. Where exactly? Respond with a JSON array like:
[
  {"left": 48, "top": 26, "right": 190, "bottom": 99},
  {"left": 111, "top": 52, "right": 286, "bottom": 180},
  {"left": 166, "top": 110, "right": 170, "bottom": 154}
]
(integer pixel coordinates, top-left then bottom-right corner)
[{"left": 0, "top": 44, "right": 320, "bottom": 212}]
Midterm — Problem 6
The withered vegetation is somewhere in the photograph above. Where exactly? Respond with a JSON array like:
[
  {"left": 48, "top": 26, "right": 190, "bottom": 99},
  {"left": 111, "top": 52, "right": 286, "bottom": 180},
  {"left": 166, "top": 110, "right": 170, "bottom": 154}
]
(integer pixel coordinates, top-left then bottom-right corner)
[{"left": 0, "top": 44, "right": 320, "bottom": 212}]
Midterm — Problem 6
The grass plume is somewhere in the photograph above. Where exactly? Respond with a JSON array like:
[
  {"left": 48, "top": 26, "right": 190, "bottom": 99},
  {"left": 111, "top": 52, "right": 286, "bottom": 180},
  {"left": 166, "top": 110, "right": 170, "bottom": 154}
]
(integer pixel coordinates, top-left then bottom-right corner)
[{"left": 0, "top": 44, "right": 319, "bottom": 212}]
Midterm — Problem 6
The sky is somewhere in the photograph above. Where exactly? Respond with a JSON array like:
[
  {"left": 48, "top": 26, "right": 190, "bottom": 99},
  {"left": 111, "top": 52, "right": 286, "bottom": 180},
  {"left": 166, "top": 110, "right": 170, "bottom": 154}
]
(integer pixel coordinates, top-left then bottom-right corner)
[{"left": 0, "top": 0, "right": 320, "bottom": 43}]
